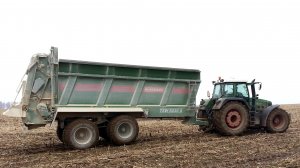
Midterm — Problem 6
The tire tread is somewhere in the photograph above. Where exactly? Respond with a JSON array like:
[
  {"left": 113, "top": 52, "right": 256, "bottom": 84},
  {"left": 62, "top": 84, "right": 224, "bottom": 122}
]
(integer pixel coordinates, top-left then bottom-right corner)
[
  {"left": 107, "top": 115, "right": 139, "bottom": 146},
  {"left": 63, "top": 119, "right": 99, "bottom": 149}
]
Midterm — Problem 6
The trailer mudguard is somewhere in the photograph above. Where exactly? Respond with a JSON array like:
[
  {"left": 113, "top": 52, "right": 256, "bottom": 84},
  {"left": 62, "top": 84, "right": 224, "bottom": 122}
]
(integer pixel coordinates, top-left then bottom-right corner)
[
  {"left": 52, "top": 107, "right": 147, "bottom": 125},
  {"left": 260, "top": 104, "right": 280, "bottom": 127}
]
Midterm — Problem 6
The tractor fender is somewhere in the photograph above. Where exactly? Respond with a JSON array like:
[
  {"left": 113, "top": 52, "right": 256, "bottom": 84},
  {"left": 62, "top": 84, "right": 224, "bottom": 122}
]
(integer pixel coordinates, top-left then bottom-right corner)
[
  {"left": 212, "top": 98, "right": 250, "bottom": 110},
  {"left": 260, "top": 104, "right": 280, "bottom": 127}
]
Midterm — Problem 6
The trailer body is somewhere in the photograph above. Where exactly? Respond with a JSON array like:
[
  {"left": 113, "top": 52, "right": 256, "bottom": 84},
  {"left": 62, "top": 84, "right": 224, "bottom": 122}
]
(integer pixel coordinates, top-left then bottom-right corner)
[{"left": 13, "top": 47, "right": 206, "bottom": 129}]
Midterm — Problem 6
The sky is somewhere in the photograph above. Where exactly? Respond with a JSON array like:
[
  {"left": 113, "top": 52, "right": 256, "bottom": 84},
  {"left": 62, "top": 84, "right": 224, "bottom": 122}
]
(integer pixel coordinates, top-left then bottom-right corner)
[{"left": 0, "top": 0, "right": 299, "bottom": 104}]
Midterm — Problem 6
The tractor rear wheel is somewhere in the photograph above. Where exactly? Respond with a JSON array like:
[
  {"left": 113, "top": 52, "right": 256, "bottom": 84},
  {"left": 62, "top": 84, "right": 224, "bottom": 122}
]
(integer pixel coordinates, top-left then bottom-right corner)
[
  {"left": 266, "top": 108, "right": 290, "bottom": 133},
  {"left": 213, "top": 102, "right": 249, "bottom": 135},
  {"left": 107, "top": 115, "right": 139, "bottom": 145},
  {"left": 63, "top": 119, "right": 99, "bottom": 149}
]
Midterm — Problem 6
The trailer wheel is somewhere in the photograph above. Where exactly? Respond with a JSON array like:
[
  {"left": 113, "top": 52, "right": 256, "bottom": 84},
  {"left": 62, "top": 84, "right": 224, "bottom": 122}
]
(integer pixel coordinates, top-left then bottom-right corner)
[
  {"left": 107, "top": 115, "right": 139, "bottom": 146},
  {"left": 266, "top": 108, "right": 290, "bottom": 133},
  {"left": 63, "top": 119, "right": 99, "bottom": 149},
  {"left": 213, "top": 102, "right": 248, "bottom": 135},
  {"left": 56, "top": 125, "right": 63, "bottom": 142}
]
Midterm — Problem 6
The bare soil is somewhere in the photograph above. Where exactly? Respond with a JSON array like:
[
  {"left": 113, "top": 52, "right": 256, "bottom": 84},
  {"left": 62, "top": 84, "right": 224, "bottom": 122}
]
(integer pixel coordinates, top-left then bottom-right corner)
[{"left": 0, "top": 105, "right": 299, "bottom": 168}]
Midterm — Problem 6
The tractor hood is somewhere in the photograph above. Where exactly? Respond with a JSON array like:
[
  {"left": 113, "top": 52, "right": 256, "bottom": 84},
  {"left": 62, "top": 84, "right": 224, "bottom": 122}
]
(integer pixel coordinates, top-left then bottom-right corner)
[{"left": 256, "top": 98, "right": 272, "bottom": 111}]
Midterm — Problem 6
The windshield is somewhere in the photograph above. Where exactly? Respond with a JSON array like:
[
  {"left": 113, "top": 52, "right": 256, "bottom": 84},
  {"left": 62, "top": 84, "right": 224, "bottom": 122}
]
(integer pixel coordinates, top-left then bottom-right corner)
[{"left": 213, "top": 84, "right": 221, "bottom": 98}]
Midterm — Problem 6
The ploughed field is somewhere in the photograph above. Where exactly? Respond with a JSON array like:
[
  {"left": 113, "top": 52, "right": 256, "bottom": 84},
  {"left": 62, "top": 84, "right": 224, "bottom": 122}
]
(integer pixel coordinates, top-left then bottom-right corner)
[{"left": 0, "top": 105, "right": 299, "bottom": 168}]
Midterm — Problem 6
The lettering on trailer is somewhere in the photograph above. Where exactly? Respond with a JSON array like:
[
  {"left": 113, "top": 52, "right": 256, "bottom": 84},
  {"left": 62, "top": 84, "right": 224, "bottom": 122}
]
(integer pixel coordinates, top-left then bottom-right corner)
[
  {"left": 160, "top": 108, "right": 183, "bottom": 114},
  {"left": 143, "top": 87, "right": 165, "bottom": 93}
]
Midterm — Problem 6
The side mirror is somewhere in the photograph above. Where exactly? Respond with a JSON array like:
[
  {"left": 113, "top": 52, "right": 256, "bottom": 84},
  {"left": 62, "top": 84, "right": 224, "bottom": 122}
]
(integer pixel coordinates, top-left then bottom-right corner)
[
  {"left": 259, "top": 83, "right": 262, "bottom": 90},
  {"left": 207, "top": 91, "right": 211, "bottom": 98}
]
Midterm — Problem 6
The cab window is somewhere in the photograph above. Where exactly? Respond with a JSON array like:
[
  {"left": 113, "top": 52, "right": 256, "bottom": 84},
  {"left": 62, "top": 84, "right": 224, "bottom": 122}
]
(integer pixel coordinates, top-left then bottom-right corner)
[
  {"left": 224, "top": 84, "right": 234, "bottom": 97},
  {"left": 237, "top": 84, "right": 249, "bottom": 97}
]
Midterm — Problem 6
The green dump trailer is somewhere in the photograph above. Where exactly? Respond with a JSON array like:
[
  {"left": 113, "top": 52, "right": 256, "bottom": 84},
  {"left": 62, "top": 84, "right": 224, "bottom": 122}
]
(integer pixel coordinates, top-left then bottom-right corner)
[{"left": 5, "top": 47, "right": 207, "bottom": 149}]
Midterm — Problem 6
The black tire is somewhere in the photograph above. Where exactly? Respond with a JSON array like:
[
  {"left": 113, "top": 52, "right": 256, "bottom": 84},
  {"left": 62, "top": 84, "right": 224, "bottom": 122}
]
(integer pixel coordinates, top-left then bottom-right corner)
[
  {"left": 213, "top": 102, "right": 249, "bottom": 135},
  {"left": 63, "top": 119, "right": 99, "bottom": 149},
  {"left": 107, "top": 115, "right": 139, "bottom": 146},
  {"left": 266, "top": 108, "right": 290, "bottom": 133},
  {"left": 56, "top": 125, "right": 63, "bottom": 142}
]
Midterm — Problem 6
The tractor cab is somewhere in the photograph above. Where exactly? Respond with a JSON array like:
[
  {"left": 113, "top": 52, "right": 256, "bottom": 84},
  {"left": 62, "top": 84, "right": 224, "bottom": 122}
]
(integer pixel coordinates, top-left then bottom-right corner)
[
  {"left": 199, "top": 78, "right": 290, "bottom": 135},
  {"left": 212, "top": 80, "right": 251, "bottom": 104},
  {"left": 211, "top": 79, "right": 270, "bottom": 112}
]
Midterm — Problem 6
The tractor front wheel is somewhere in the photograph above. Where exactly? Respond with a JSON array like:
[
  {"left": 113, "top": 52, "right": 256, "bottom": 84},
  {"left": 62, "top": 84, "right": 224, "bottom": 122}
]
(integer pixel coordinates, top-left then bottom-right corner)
[{"left": 266, "top": 108, "right": 290, "bottom": 133}]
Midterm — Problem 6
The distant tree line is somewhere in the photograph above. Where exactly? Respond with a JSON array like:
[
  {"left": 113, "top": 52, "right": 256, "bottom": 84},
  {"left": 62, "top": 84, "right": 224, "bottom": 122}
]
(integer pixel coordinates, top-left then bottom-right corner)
[{"left": 0, "top": 101, "right": 12, "bottom": 110}]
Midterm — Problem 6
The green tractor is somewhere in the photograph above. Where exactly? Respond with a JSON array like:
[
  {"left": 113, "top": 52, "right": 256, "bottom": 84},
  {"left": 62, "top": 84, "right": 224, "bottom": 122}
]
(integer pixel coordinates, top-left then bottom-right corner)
[{"left": 198, "top": 78, "right": 290, "bottom": 135}]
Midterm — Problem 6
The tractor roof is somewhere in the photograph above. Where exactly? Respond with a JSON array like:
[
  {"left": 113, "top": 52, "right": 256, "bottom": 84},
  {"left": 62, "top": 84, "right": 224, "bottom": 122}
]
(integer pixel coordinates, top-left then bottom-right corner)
[
  {"left": 213, "top": 78, "right": 257, "bottom": 85},
  {"left": 214, "top": 80, "right": 249, "bottom": 85},
  {"left": 222, "top": 80, "right": 248, "bottom": 83}
]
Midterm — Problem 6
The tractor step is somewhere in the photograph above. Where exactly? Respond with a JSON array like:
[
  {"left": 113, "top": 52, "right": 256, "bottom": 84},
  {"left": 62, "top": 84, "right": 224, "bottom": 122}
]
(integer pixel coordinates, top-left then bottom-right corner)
[{"left": 249, "top": 111, "right": 259, "bottom": 127}]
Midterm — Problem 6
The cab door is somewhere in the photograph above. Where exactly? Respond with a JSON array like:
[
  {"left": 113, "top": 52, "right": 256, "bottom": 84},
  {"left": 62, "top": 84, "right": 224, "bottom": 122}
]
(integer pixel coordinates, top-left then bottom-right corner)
[{"left": 236, "top": 83, "right": 251, "bottom": 105}]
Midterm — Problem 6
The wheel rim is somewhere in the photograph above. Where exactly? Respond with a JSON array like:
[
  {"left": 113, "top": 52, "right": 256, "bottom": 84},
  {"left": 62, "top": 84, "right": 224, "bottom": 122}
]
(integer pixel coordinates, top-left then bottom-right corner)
[
  {"left": 272, "top": 114, "right": 284, "bottom": 128},
  {"left": 74, "top": 127, "right": 93, "bottom": 145},
  {"left": 225, "top": 110, "right": 242, "bottom": 128},
  {"left": 117, "top": 122, "right": 133, "bottom": 139}
]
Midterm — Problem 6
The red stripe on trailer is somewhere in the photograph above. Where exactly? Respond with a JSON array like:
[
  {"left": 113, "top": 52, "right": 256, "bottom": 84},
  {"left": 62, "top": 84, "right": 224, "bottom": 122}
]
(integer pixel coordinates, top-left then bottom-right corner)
[
  {"left": 58, "top": 83, "right": 66, "bottom": 91},
  {"left": 143, "top": 87, "right": 165, "bottom": 93},
  {"left": 74, "top": 83, "right": 103, "bottom": 92},
  {"left": 110, "top": 86, "right": 135, "bottom": 93},
  {"left": 172, "top": 88, "right": 189, "bottom": 94}
]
